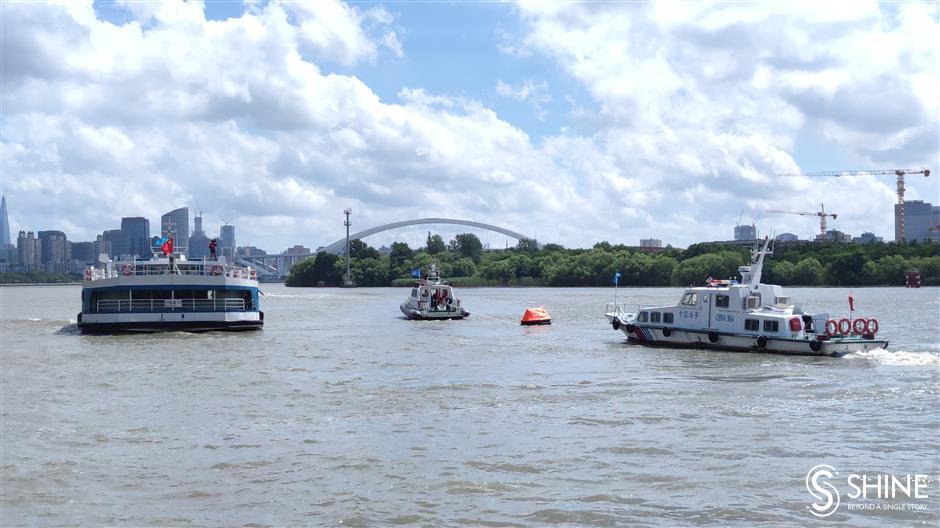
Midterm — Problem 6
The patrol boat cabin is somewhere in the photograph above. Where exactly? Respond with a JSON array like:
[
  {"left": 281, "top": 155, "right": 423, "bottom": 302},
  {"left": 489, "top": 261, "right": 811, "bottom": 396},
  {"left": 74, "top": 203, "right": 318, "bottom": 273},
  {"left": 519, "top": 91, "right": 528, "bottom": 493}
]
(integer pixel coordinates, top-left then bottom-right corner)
[
  {"left": 605, "top": 238, "right": 887, "bottom": 357},
  {"left": 77, "top": 254, "right": 263, "bottom": 334}
]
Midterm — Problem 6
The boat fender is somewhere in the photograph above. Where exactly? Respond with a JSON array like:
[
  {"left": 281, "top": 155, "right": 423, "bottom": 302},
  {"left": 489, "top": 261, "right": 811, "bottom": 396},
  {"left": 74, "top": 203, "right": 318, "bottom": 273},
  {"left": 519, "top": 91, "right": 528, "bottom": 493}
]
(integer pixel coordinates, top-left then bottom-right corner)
[
  {"left": 708, "top": 331, "right": 719, "bottom": 343},
  {"left": 662, "top": 327, "right": 671, "bottom": 337},
  {"left": 852, "top": 318, "right": 867, "bottom": 335},
  {"left": 756, "top": 335, "right": 768, "bottom": 348},
  {"left": 612, "top": 318, "right": 621, "bottom": 330},
  {"left": 825, "top": 319, "right": 839, "bottom": 337},
  {"left": 838, "top": 317, "right": 851, "bottom": 336},
  {"left": 865, "top": 318, "right": 879, "bottom": 336},
  {"left": 810, "top": 339, "right": 822, "bottom": 352},
  {"left": 625, "top": 324, "right": 636, "bottom": 333}
]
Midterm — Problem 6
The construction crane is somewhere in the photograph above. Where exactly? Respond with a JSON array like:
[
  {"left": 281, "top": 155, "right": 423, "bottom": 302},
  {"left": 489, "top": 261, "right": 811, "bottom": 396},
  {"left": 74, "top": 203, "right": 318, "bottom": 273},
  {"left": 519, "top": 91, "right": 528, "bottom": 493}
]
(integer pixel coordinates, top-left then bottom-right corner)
[
  {"left": 766, "top": 204, "right": 837, "bottom": 240},
  {"left": 777, "top": 168, "right": 931, "bottom": 242}
]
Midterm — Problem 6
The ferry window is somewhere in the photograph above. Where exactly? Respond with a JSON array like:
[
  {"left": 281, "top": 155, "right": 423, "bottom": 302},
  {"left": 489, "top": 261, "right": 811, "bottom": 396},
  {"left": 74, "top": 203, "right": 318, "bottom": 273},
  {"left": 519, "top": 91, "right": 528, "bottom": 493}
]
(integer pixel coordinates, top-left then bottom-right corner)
[
  {"left": 774, "top": 296, "right": 791, "bottom": 306},
  {"left": 681, "top": 293, "right": 698, "bottom": 306},
  {"left": 763, "top": 320, "right": 779, "bottom": 332},
  {"left": 651, "top": 312, "right": 661, "bottom": 323},
  {"left": 638, "top": 312, "right": 649, "bottom": 322},
  {"left": 663, "top": 313, "right": 674, "bottom": 324},
  {"left": 715, "top": 295, "right": 729, "bottom": 308},
  {"left": 745, "top": 319, "right": 759, "bottom": 331}
]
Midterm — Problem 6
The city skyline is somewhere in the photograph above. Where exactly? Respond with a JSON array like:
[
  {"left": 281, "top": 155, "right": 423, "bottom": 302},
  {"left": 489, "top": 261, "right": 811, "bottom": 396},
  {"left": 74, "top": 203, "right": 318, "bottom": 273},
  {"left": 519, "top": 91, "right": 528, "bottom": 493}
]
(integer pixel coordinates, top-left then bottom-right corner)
[{"left": 1, "top": 1, "right": 938, "bottom": 250}]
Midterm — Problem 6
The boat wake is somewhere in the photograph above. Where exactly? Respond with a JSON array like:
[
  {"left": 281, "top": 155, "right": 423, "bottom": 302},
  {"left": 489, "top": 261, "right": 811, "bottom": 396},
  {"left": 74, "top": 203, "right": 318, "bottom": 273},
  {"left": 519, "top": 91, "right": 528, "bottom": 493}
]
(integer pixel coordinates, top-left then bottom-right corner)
[{"left": 845, "top": 348, "right": 940, "bottom": 367}]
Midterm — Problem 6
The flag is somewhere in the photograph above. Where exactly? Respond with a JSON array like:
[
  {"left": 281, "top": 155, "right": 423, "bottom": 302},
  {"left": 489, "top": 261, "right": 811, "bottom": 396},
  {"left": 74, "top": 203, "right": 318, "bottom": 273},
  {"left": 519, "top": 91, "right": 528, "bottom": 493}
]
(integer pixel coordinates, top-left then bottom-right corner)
[
  {"left": 613, "top": 272, "right": 621, "bottom": 285},
  {"left": 848, "top": 290, "right": 854, "bottom": 312},
  {"left": 161, "top": 236, "right": 173, "bottom": 256},
  {"left": 411, "top": 268, "right": 421, "bottom": 278}
]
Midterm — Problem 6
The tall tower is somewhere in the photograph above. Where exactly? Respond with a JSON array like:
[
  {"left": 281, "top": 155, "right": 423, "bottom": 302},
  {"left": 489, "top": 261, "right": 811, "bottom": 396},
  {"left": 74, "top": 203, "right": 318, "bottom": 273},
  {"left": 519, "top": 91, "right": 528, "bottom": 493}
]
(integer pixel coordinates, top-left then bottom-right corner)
[
  {"left": 220, "top": 223, "right": 235, "bottom": 261},
  {"left": 0, "top": 195, "right": 10, "bottom": 247},
  {"left": 160, "top": 207, "right": 190, "bottom": 255}
]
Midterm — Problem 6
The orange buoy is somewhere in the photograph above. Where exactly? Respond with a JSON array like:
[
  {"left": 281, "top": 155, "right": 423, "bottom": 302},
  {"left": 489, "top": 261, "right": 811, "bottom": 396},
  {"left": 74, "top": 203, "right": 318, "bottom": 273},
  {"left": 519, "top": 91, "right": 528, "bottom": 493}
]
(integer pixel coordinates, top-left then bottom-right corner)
[{"left": 521, "top": 306, "right": 552, "bottom": 326}]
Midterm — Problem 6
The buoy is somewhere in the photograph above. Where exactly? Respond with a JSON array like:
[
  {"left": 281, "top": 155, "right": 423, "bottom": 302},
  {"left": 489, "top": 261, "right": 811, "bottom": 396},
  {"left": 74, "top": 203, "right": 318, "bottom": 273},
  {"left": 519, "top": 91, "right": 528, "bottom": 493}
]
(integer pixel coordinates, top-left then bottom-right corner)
[{"left": 521, "top": 306, "right": 552, "bottom": 326}]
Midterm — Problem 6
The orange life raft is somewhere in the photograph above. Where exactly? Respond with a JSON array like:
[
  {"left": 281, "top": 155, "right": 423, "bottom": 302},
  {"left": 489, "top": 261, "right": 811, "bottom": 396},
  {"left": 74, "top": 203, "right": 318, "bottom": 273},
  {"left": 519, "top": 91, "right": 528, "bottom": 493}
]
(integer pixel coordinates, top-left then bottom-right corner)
[{"left": 521, "top": 307, "right": 552, "bottom": 326}]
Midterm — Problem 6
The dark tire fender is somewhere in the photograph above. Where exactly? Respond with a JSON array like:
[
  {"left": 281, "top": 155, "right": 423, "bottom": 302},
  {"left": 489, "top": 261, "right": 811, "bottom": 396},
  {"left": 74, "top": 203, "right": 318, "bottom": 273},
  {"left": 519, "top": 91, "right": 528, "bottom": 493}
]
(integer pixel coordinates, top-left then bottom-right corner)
[
  {"left": 708, "top": 331, "right": 720, "bottom": 343},
  {"left": 662, "top": 327, "right": 672, "bottom": 337},
  {"left": 756, "top": 335, "right": 768, "bottom": 348},
  {"left": 611, "top": 318, "right": 621, "bottom": 330},
  {"left": 810, "top": 339, "right": 822, "bottom": 352}
]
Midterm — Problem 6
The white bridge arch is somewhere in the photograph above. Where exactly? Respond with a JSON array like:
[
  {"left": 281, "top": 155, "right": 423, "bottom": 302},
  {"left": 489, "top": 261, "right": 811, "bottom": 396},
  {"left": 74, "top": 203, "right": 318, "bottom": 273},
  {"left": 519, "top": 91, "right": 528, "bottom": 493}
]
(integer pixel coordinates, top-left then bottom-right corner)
[{"left": 320, "top": 217, "right": 537, "bottom": 254}]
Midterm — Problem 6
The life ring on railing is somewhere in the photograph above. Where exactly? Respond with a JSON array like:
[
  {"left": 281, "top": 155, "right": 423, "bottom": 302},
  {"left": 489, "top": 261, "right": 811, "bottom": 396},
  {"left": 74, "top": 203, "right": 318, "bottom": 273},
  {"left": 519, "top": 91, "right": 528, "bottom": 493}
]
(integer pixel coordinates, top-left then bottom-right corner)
[
  {"left": 250, "top": 270, "right": 257, "bottom": 280},
  {"left": 83, "top": 269, "right": 92, "bottom": 281},
  {"left": 852, "top": 318, "right": 867, "bottom": 335},
  {"left": 210, "top": 265, "right": 224, "bottom": 276},
  {"left": 121, "top": 264, "right": 135, "bottom": 276},
  {"left": 838, "top": 317, "right": 851, "bottom": 336},
  {"left": 825, "top": 319, "right": 839, "bottom": 337},
  {"left": 865, "top": 318, "right": 879, "bottom": 336}
]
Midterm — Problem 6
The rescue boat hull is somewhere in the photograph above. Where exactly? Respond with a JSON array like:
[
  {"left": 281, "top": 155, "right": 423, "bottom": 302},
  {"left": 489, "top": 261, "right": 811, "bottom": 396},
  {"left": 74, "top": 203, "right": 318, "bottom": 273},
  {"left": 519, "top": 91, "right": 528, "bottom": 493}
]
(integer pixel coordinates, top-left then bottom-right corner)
[
  {"left": 400, "top": 303, "right": 469, "bottom": 320},
  {"left": 611, "top": 322, "right": 886, "bottom": 357}
]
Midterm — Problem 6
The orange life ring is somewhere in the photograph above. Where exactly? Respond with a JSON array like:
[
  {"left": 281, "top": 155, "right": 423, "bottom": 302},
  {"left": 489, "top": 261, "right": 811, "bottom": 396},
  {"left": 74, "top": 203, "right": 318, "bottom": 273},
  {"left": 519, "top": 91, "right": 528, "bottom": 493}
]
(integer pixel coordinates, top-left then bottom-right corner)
[
  {"left": 865, "top": 318, "right": 879, "bottom": 336},
  {"left": 838, "top": 317, "right": 851, "bottom": 336},
  {"left": 121, "top": 264, "right": 135, "bottom": 276},
  {"left": 250, "top": 270, "right": 257, "bottom": 280},
  {"left": 825, "top": 319, "right": 839, "bottom": 337},
  {"left": 852, "top": 318, "right": 867, "bottom": 335},
  {"left": 210, "top": 265, "right": 224, "bottom": 276},
  {"left": 83, "top": 269, "right": 92, "bottom": 281}
]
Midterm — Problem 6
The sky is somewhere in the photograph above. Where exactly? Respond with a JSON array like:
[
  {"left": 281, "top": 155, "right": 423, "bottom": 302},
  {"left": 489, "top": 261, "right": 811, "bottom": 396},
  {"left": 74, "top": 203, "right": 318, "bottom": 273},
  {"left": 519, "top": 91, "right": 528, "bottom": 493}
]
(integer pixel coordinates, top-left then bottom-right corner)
[{"left": 1, "top": 0, "right": 938, "bottom": 251}]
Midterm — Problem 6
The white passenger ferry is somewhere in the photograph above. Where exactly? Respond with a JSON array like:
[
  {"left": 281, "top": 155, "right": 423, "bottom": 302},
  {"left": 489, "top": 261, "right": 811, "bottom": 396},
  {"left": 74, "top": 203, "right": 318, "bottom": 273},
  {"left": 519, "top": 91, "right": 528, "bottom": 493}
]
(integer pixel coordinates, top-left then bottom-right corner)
[
  {"left": 400, "top": 264, "right": 469, "bottom": 320},
  {"left": 604, "top": 238, "right": 887, "bottom": 357},
  {"left": 77, "top": 255, "right": 263, "bottom": 334}
]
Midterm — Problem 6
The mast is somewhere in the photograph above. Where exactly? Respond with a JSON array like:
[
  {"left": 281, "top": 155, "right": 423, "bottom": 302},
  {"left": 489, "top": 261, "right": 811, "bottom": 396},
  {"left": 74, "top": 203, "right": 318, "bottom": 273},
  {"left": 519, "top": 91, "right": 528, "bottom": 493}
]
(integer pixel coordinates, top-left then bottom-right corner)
[{"left": 747, "top": 237, "right": 772, "bottom": 288}]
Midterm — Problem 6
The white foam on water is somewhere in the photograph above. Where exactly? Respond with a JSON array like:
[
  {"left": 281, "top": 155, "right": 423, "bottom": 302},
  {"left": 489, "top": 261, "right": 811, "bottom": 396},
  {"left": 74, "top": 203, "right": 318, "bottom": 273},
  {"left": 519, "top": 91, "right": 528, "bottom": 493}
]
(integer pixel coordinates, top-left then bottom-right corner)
[{"left": 846, "top": 348, "right": 940, "bottom": 367}]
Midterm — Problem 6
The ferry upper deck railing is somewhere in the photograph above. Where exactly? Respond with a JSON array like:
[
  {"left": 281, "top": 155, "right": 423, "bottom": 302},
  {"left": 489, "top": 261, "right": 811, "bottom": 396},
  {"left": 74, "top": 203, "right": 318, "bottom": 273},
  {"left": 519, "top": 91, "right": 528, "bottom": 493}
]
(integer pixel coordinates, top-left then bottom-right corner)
[
  {"left": 95, "top": 298, "right": 247, "bottom": 313},
  {"left": 84, "top": 259, "right": 257, "bottom": 282}
]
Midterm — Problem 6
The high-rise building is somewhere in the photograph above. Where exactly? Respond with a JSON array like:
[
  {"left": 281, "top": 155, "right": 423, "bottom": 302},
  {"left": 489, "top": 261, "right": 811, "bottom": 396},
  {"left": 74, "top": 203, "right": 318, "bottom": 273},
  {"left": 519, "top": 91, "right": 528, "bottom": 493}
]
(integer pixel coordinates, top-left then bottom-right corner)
[
  {"left": 161, "top": 207, "right": 190, "bottom": 255},
  {"left": 734, "top": 224, "right": 757, "bottom": 241},
  {"left": 103, "top": 229, "right": 126, "bottom": 258},
  {"left": 95, "top": 234, "right": 111, "bottom": 262},
  {"left": 17, "top": 231, "right": 40, "bottom": 269},
  {"left": 38, "top": 230, "right": 69, "bottom": 272},
  {"left": 0, "top": 195, "right": 10, "bottom": 247},
  {"left": 71, "top": 241, "right": 96, "bottom": 264},
  {"left": 188, "top": 213, "right": 211, "bottom": 259},
  {"left": 121, "top": 217, "right": 151, "bottom": 259},
  {"left": 220, "top": 224, "right": 235, "bottom": 261},
  {"left": 896, "top": 200, "right": 940, "bottom": 242},
  {"left": 639, "top": 238, "right": 662, "bottom": 248},
  {"left": 775, "top": 233, "right": 799, "bottom": 242}
]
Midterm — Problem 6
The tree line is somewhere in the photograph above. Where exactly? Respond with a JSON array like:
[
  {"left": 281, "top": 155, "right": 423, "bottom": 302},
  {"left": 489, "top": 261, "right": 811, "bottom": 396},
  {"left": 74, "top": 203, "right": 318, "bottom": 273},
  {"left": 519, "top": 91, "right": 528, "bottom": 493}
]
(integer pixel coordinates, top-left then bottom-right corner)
[{"left": 286, "top": 233, "right": 940, "bottom": 287}]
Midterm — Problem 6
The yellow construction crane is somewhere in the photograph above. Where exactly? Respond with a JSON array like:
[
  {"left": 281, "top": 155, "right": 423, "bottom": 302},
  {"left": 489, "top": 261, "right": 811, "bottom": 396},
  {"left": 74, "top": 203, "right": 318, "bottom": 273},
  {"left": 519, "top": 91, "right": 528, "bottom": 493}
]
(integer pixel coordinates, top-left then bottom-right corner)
[
  {"left": 767, "top": 204, "right": 837, "bottom": 240},
  {"left": 777, "top": 168, "right": 931, "bottom": 242}
]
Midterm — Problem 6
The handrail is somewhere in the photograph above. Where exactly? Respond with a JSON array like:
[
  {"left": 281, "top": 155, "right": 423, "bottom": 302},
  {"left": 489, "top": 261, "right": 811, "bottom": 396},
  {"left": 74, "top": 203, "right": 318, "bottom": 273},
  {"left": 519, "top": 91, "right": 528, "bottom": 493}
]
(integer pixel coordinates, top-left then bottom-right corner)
[
  {"left": 84, "top": 262, "right": 257, "bottom": 282},
  {"left": 95, "top": 298, "right": 247, "bottom": 312}
]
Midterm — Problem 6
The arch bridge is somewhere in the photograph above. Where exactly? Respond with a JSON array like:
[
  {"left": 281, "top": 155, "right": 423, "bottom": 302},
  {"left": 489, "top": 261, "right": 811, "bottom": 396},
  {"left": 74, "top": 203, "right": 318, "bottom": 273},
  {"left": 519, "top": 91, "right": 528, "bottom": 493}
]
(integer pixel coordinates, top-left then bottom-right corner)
[{"left": 321, "top": 217, "right": 537, "bottom": 254}]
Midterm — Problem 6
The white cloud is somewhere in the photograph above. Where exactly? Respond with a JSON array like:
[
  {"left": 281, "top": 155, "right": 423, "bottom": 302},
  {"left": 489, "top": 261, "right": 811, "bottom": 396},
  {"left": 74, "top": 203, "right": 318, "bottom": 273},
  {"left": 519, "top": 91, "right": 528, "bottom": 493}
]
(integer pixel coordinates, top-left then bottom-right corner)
[{"left": 0, "top": 0, "right": 936, "bottom": 252}]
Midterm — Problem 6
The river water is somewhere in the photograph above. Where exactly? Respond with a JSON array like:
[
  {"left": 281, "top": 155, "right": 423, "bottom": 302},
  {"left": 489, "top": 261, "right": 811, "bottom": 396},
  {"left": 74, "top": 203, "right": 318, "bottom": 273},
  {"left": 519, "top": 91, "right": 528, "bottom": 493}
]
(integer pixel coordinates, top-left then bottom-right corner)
[{"left": 1, "top": 285, "right": 938, "bottom": 526}]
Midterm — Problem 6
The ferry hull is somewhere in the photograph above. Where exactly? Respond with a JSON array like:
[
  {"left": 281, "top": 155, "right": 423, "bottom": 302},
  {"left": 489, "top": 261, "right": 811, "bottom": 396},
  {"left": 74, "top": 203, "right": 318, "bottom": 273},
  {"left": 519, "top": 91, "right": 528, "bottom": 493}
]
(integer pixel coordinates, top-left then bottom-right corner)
[
  {"left": 609, "top": 320, "right": 886, "bottom": 357},
  {"left": 77, "top": 311, "right": 263, "bottom": 334}
]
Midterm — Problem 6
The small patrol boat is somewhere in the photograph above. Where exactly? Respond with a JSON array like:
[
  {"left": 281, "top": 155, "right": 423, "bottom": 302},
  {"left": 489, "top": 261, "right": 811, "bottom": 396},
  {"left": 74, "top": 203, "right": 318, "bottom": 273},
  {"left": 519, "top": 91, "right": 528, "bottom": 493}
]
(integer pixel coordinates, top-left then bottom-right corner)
[
  {"left": 604, "top": 238, "right": 887, "bottom": 357},
  {"left": 400, "top": 264, "right": 469, "bottom": 320}
]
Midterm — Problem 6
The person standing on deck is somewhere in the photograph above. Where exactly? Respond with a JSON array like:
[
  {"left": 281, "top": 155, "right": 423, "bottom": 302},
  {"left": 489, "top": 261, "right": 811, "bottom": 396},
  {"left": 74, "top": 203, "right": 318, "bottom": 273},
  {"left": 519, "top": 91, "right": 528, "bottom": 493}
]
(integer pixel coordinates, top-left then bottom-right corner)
[{"left": 209, "top": 238, "right": 217, "bottom": 260}]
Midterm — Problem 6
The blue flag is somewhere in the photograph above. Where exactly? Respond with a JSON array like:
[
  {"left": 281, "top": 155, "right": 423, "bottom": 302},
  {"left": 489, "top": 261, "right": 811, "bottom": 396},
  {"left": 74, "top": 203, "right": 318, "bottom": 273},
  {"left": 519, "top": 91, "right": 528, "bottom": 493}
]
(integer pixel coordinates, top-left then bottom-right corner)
[
  {"left": 411, "top": 268, "right": 421, "bottom": 278},
  {"left": 613, "top": 272, "right": 621, "bottom": 285}
]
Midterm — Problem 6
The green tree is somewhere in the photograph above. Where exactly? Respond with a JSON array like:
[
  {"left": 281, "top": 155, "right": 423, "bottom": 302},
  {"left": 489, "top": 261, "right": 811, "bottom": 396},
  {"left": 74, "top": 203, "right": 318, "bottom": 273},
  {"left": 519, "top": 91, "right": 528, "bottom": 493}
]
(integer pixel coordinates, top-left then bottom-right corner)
[
  {"left": 389, "top": 242, "right": 413, "bottom": 268},
  {"left": 875, "top": 255, "right": 908, "bottom": 285},
  {"left": 792, "top": 257, "right": 824, "bottom": 285},
  {"left": 348, "top": 239, "right": 380, "bottom": 260},
  {"left": 771, "top": 260, "right": 795, "bottom": 285},
  {"left": 516, "top": 238, "right": 539, "bottom": 252},
  {"left": 286, "top": 251, "right": 342, "bottom": 286},
  {"left": 449, "top": 233, "right": 484, "bottom": 263},
  {"left": 426, "top": 233, "right": 446, "bottom": 255}
]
